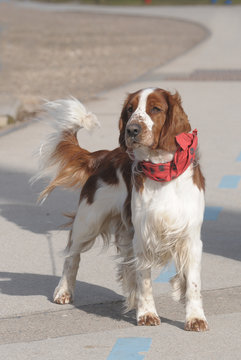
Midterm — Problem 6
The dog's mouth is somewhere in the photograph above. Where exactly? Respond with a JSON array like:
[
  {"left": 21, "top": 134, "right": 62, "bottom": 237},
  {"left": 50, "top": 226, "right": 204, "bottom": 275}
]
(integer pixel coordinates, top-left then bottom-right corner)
[
  {"left": 126, "top": 148, "right": 135, "bottom": 160},
  {"left": 125, "top": 136, "right": 141, "bottom": 149}
]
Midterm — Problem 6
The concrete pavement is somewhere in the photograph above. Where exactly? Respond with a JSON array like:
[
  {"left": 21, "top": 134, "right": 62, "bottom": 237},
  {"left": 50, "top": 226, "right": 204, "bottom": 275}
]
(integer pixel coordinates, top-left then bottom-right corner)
[{"left": 0, "top": 3, "right": 241, "bottom": 359}]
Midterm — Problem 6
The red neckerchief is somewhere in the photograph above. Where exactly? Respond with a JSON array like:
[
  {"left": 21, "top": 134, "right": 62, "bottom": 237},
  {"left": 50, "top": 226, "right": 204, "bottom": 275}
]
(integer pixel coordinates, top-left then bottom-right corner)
[{"left": 140, "top": 129, "right": 198, "bottom": 182}]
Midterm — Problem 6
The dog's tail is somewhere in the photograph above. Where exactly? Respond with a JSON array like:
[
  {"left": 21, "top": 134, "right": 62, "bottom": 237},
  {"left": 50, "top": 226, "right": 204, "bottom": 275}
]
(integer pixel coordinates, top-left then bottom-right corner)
[{"left": 34, "top": 98, "right": 100, "bottom": 203}]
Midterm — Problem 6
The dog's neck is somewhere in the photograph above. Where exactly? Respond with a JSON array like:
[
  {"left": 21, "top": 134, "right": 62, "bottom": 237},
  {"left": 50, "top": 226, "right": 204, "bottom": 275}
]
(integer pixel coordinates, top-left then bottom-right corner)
[
  {"left": 129, "top": 130, "right": 198, "bottom": 183},
  {"left": 131, "top": 147, "right": 175, "bottom": 164}
]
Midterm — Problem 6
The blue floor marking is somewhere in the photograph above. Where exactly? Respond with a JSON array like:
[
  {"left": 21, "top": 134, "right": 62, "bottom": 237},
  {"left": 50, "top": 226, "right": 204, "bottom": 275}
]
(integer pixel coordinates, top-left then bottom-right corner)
[
  {"left": 236, "top": 152, "right": 241, "bottom": 162},
  {"left": 204, "top": 206, "right": 222, "bottom": 221},
  {"left": 154, "top": 261, "right": 176, "bottom": 283},
  {"left": 218, "top": 175, "right": 241, "bottom": 189},
  {"left": 107, "top": 338, "right": 152, "bottom": 360}
]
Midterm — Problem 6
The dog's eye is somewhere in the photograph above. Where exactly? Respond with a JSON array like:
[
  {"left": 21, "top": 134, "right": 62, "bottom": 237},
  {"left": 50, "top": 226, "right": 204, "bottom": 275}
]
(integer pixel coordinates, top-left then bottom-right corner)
[
  {"left": 151, "top": 106, "right": 162, "bottom": 114},
  {"left": 127, "top": 105, "right": 133, "bottom": 114}
]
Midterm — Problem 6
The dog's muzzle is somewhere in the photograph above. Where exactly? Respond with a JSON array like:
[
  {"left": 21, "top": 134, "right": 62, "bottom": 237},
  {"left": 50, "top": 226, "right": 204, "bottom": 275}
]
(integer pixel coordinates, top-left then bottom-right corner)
[{"left": 126, "top": 122, "right": 141, "bottom": 140}]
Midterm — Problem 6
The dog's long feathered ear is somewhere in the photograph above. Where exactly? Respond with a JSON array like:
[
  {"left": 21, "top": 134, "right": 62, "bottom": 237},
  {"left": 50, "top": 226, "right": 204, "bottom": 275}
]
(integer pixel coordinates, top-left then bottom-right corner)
[
  {"left": 159, "top": 91, "right": 191, "bottom": 152},
  {"left": 119, "top": 94, "right": 130, "bottom": 151}
]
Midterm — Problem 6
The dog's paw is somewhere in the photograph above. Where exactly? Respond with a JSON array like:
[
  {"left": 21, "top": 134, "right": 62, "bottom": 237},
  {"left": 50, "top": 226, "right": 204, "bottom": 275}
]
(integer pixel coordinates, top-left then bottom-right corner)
[
  {"left": 184, "top": 318, "right": 209, "bottom": 332},
  {"left": 53, "top": 288, "right": 73, "bottom": 305},
  {"left": 137, "top": 312, "right": 161, "bottom": 326}
]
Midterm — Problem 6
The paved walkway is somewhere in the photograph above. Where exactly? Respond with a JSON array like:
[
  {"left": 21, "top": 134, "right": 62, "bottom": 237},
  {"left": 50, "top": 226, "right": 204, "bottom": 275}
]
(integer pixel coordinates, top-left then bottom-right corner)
[{"left": 0, "top": 3, "right": 241, "bottom": 360}]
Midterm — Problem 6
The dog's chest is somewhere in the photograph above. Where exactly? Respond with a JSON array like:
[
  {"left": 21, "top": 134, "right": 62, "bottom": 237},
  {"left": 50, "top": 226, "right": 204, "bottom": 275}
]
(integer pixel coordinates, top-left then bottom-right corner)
[{"left": 132, "top": 169, "right": 204, "bottom": 242}]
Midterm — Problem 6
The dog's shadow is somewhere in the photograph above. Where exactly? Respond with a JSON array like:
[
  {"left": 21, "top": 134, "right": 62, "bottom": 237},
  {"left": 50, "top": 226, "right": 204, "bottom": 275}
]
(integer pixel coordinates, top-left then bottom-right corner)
[
  {"left": 161, "top": 317, "right": 184, "bottom": 330},
  {"left": 0, "top": 271, "right": 184, "bottom": 329},
  {"left": 0, "top": 271, "right": 137, "bottom": 324}
]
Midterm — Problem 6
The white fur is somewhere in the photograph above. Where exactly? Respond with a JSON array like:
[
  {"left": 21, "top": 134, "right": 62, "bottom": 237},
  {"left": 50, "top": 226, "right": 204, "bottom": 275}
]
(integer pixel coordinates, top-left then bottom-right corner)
[
  {"left": 130, "top": 88, "right": 155, "bottom": 131},
  {"left": 135, "top": 268, "right": 160, "bottom": 324},
  {"left": 43, "top": 97, "right": 100, "bottom": 133},
  {"left": 68, "top": 171, "right": 129, "bottom": 256},
  {"left": 32, "top": 98, "right": 100, "bottom": 194},
  {"left": 40, "top": 98, "right": 99, "bottom": 165},
  {"left": 133, "top": 147, "right": 175, "bottom": 163},
  {"left": 131, "top": 164, "right": 207, "bottom": 326}
]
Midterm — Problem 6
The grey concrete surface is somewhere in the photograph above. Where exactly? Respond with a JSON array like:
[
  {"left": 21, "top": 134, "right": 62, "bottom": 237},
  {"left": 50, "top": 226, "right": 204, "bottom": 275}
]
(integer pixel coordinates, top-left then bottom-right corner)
[
  {"left": 0, "top": 2, "right": 241, "bottom": 360},
  {"left": 1, "top": 313, "right": 241, "bottom": 360}
]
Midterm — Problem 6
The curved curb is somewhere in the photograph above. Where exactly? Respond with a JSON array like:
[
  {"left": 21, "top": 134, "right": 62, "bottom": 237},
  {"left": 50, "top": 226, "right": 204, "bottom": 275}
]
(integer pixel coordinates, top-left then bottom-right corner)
[{"left": 0, "top": 1, "right": 211, "bottom": 136}]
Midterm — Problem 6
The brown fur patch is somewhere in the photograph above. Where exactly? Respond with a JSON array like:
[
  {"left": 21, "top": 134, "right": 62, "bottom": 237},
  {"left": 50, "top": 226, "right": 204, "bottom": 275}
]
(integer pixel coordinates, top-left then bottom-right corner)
[
  {"left": 80, "top": 148, "right": 132, "bottom": 206},
  {"left": 133, "top": 167, "right": 146, "bottom": 193},
  {"left": 145, "top": 89, "right": 169, "bottom": 149},
  {"left": 158, "top": 91, "right": 191, "bottom": 152},
  {"left": 185, "top": 318, "right": 209, "bottom": 332},
  {"left": 193, "top": 163, "right": 205, "bottom": 191},
  {"left": 138, "top": 312, "right": 161, "bottom": 326},
  {"left": 54, "top": 291, "right": 73, "bottom": 305},
  {"left": 38, "top": 130, "right": 109, "bottom": 201},
  {"left": 119, "top": 91, "right": 140, "bottom": 151},
  {"left": 120, "top": 155, "right": 133, "bottom": 227}
]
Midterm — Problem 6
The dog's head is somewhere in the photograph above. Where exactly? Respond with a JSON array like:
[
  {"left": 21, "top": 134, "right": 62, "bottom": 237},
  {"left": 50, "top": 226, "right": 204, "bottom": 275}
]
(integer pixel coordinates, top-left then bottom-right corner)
[{"left": 119, "top": 88, "right": 191, "bottom": 160}]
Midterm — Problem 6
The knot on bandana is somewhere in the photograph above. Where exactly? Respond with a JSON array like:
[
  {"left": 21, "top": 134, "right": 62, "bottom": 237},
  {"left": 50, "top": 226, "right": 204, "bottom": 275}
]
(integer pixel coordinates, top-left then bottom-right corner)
[{"left": 140, "top": 129, "right": 198, "bottom": 182}]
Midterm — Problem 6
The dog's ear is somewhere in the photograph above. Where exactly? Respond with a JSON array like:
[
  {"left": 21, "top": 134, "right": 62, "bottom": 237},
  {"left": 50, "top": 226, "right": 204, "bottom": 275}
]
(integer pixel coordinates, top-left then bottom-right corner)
[
  {"left": 158, "top": 91, "right": 191, "bottom": 152},
  {"left": 119, "top": 94, "right": 131, "bottom": 151}
]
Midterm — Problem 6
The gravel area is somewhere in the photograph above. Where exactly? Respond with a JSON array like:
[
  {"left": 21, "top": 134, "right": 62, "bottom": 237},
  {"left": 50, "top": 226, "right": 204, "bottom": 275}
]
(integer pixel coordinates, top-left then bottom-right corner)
[{"left": 0, "top": 2, "right": 208, "bottom": 103}]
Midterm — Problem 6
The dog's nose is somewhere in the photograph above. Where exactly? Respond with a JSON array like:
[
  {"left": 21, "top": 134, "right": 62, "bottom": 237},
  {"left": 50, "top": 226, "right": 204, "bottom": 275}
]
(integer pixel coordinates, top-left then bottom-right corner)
[{"left": 126, "top": 123, "right": 141, "bottom": 138}]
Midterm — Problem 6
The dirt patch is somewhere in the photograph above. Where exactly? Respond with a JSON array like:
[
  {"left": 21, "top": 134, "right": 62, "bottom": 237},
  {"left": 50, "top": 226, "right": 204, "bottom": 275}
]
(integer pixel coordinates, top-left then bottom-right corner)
[{"left": 0, "top": 2, "right": 207, "bottom": 104}]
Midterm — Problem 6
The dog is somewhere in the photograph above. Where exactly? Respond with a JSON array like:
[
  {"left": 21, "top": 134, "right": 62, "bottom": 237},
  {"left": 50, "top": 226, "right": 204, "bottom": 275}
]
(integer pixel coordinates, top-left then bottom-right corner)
[{"left": 37, "top": 87, "right": 208, "bottom": 331}]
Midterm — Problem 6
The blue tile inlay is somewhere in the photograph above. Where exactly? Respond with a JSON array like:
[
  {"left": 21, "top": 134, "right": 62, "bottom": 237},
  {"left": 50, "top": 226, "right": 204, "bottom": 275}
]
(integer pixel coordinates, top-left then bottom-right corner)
[
  {"left": 154, "top": 261, "right": 176, "bottom": 283},
  {"left": 236, "top": 152, "right": 241, "bottom": 162},
  {"left": 204, "top": 206, "right": 222, "bottom": 221},
  {"left": 107, "top": 338, "right": 152, "bottom": 360},
  {"left": 218, "top": 175, "right": 241, "bottom": 189}
]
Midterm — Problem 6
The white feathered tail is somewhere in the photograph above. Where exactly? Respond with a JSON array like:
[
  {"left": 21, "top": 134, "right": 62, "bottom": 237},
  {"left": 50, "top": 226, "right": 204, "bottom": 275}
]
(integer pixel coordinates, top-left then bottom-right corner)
[{"left": 34, "top": 98, "right": 100, "bottom": 202}]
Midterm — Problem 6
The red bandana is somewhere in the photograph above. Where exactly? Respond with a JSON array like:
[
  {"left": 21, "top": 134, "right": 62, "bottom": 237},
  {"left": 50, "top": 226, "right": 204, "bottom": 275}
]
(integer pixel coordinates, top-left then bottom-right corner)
[{"left": 140, "top": 129, "right": 198, "bottom": 182}]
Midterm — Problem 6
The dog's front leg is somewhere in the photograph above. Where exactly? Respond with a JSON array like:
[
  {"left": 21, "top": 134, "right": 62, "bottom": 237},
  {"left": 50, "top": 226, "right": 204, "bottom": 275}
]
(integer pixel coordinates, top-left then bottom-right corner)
[
  {"left": 184, "top": 237, "right": 209, "bottom": 331},
  {"left": 135, "top": 267, "right": 160, "bottom": 326}
]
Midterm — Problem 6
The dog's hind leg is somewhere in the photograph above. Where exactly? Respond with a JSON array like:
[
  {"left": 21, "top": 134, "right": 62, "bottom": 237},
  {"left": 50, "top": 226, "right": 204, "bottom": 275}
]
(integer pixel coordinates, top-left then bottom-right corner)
[
  {"left": 53, "top": 213, "right": 101, "bottom": 305},
  {"left": 53, "top": 236, "right": 96, "bottom": 304},
  {"left": 53, "top": 182, "right": 125, "bottom": 304},
  {"left": 53, "top": 223, "right": 95, "bottom": 305},
  {"left": 53, "top": 253, "right": 80, "bottom": 304},
  {"left": 53, "top": 218, "right": 97, "bottom": 305}
]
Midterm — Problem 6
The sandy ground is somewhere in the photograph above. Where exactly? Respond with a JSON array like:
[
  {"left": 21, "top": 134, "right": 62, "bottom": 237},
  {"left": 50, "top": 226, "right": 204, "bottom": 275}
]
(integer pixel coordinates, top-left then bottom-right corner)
[{"left": 0, "top": 2, "right": 208, "bottom": 104}]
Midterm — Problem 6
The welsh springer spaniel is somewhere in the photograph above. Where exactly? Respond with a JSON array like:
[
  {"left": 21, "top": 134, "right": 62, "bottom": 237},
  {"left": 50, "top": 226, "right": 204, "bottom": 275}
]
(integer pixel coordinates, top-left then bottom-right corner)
[{"left": 37, "top": 88, "right": 208, "bottom": 331}]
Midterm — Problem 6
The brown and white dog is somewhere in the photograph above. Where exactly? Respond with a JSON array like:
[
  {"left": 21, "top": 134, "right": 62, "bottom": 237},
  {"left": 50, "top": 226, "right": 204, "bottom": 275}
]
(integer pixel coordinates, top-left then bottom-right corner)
[{"left": 37, "top": 88, "right": 208, "bottom": 331}]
